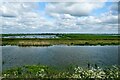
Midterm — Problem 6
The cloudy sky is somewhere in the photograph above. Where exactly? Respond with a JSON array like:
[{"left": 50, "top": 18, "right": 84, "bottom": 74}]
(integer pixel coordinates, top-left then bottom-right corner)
[{"left": 0, "top": 2, "right": 119, "bottom": 33}]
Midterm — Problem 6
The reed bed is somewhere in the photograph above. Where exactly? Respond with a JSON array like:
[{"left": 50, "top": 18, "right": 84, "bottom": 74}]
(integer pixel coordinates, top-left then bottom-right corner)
[{"left": 2, "top": 38, "right": 120, "bottom": 46}]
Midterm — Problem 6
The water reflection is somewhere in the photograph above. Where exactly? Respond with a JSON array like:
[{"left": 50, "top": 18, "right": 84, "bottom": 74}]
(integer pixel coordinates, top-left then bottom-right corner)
[
  {"left": 2, "top": 46, "right": 118, "bottom": 70},
  {"left": 1, "top": 35, "right": 58, "bottom": 38}
]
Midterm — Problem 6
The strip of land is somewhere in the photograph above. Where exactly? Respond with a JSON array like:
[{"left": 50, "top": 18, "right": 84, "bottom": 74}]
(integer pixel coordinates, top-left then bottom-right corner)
[
  {"left": 2, "top": 65, "right": 120, "bottom": 79},
  {"left": 1, "top": 34, "right": 120, "bottom": 46}
]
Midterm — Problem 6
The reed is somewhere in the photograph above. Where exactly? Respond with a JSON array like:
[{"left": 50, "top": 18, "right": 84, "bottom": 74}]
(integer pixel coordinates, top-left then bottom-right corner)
[
  {"left": 1, "top": 34, "right": 120, "bottom": 46},
  {"left": 2, "top": 38, "right": 120, "bottom": 46}
]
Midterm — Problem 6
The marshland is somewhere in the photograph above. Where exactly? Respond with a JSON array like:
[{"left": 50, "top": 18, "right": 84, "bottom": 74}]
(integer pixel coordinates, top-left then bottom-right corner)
[
  {"left": 1, "top": 34, "right": 120, "bottom": 79},
  {"left": 1, "top": 1, "right": 120, "bottom": 79},
  {"left": 1, "top": 34, "right": 120, "bottom": 46}
]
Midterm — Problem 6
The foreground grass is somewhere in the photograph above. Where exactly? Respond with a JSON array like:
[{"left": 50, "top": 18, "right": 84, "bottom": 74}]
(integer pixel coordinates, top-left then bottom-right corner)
[{"left": 2, "top": 65, "right": 120, "bottom": 80}]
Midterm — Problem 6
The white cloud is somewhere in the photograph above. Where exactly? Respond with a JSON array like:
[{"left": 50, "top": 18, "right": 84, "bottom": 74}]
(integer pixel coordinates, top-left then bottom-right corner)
[
  {"left": 0, "top": 5, "right": 18, "bottom": 17},
  {"left": 100, "top": 11, "right": 118, "bottom": 24},
  {"left": 51, "top": 11, "right": 118, "bottom": 33},
  {"left": 1, "top": 2, "right": 55, "bottom": 33},
  {"left": 2, "top": 0, "right": 115, "bottom": 3},
  {"left": 0, "top": 2, "right": 39, "bottom": 17},
  {"left": 46, "top": 2, "right": 105, "bottom": 16},
  {"left": 1, "top": 2, "right": 118, "bottom": 33}
]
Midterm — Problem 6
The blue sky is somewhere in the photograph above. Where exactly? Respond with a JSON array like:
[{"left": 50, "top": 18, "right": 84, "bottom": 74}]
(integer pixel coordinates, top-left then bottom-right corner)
[
  {"left": 1, "top": 2, "right": 118, "bottom": 33},
  {"left": 92, "top": 2, "right": 111, "bottom": 16}
]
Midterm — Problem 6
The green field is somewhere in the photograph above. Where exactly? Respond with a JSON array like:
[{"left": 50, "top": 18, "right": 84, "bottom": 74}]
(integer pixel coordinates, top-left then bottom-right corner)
[
  {"left": 1, "top": 33, "right": 120, "bottom": 40},
  {"left": 1, "top": 34, "right": 120, "bottom": 46}
]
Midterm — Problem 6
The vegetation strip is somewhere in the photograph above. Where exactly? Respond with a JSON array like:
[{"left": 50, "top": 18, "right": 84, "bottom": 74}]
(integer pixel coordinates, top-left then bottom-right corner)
[
  {"left": 1, "top": 38, "right": 120, "bottom": 46},
  {"left": 1, "top": 34, "right": 120, "bottom": 46},
  {"left": 2, "top": 65, "right": 120, "bottom": 79}
]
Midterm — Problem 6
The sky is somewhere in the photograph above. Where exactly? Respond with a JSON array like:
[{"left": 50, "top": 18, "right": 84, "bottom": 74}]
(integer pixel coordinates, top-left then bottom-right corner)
[{"left": 0, "top": 1, "right": 119, "bottom": 34}]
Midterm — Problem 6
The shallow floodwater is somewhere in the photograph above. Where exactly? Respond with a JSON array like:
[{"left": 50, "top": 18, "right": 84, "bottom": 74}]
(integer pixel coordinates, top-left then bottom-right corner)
[
  {"left": 2, "top": 45, "right": 118, "bottom": 70},
  {"left": 1, "top": 35, "right": 58, "bottom": 38}
]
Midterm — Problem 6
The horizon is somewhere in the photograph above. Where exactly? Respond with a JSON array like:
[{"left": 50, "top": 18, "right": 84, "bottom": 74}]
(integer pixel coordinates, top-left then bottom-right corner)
[{"left": 1, "top": 32, "right": 120, "bottom": 34}]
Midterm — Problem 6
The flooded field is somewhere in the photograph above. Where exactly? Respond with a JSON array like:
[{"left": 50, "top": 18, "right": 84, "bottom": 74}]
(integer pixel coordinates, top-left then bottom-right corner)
[{"left": 1, "top": 35, "right": 58, "bottom": 38}]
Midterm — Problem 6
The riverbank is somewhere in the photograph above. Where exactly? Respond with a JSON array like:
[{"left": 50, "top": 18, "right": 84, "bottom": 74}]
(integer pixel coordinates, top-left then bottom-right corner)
[
  {"left": 2, "top": 65, "right": 120, "bottom": 80},
  {"left": 1, "top": 38, "right": 120, "bottom": 46},
  {"left": 1, "top": 34, "right": 120, "bottom": 46}
]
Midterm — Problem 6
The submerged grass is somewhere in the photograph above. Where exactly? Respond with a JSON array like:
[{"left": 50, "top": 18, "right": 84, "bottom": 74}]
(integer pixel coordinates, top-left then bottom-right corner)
[{"left": 2, "top": 65, "right": 120, "bottom": 80}]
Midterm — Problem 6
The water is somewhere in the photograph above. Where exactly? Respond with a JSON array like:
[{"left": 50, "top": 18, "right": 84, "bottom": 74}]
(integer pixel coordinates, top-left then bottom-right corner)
[
  {"left": 1, "top": 35, "right": 58, "bottom": 38},
  {"left": 2, "top": 45, "right": 118, "bottom": 70}
]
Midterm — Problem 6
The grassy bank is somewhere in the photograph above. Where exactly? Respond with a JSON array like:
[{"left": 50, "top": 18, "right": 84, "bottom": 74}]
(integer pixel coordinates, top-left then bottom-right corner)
[
  {"left": 1, "top": 34, "right": 120, "bottom": 46},
  {"left": 1, "top": 38, "right": 120, "bottom": 46},
  {"left": 2, "top": 65, "right": 120, "bottom": 80}
]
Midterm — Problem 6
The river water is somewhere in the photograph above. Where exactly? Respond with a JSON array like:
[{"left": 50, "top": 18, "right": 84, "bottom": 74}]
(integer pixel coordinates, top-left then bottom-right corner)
[{"left": 2, "top": 45, "right": 118, "bottom": 70}]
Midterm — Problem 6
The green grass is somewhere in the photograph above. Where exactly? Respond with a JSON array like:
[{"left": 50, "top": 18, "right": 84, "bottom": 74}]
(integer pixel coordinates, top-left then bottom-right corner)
[
  {"left": 1, "top": 34, "right": 120, "bottom": 46},
  {"left": 59, "top": 34, "right": 120, "bottom": 40},
  {"left": 2, "top": 33, "right": 120, "bottom": 40},
  {"left": 2, "top": 65, "right": 120, "bottom": 80}
]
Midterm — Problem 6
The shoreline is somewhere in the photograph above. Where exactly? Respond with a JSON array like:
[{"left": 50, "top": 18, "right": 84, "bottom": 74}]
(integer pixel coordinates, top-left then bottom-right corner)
[
  {"left": 2, "top": 65, "right": 120, "bottom": 79},
  {"left": 1, "top": 38, "right": 120, "bottom": 46},
  {"left": 1, "top": 34, "right": 120, "bottom": 46}
]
